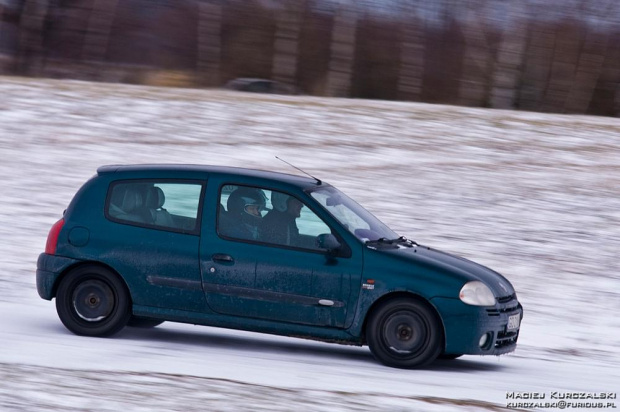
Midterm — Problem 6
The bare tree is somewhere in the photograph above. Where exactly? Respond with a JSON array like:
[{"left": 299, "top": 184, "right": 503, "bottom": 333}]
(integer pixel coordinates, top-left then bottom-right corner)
[
  {"left": 540, "top": 19, "right": 583, "bottom": 112},
  {"left": 82, "top": 0, "right": 120, "bottom": 62},
  {"left": 272, "top": 0, "right": 304, "bottom": 86},
  {"left": 397, "top": 0, "right": 425, "bottom": 101},
  {"left": 564, "top": 29, "right": 608, "bottom": 113},
  {"left": 197, "top": 1, "right": 223, "bottom": 86},
  {"left": 606, "top": 41, "right": 620, "bottom": 117},
  {"left": 489, "top": 4, "right": 527, "bottom": 109},
  {"left": 458, "top": 3, "right": 493, "bottom": 107},
  {"left": 519, "top": 21, "right": 556, "bottom": 111},
  {"left": 326, "top": 1, "right": 357, "bottom": 97},
  {"left": 17, "top": 0, "right": 50, "bottom": 75}
]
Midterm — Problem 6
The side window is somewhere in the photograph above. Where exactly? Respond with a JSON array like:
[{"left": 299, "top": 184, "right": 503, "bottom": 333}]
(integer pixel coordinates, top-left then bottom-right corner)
[
  {"left": 107, "top": 181, "right": 202, "bottom": 233},
  {"left": 218, "top": 185, "right": 331, "bottom": 250}
]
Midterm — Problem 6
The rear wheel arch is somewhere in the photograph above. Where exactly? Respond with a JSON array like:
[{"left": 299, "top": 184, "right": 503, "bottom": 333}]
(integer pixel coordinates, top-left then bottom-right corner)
[
  {"left": 54, "top": 263, "right": 132, "bottom": 336},
  {"left": 54, "top": 263, "right": 165, "bottom": 330},
  {"left": 53, "top": 261, "right": 131, "bottom": 301}
]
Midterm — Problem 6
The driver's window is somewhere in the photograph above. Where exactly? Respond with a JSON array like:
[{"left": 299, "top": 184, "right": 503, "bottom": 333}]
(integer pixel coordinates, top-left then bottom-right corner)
[
  {"left": 218, "top": 185, "right": 331, "bottom": 251},
  {"left": 310, "top": 191, "right": 370, "bottom": 233},
  {"left": 260, "top": 189, "right": 331, "bottom": 250},
  {"left": 297, "top": 207, "right": 330, "bottom": 237}
]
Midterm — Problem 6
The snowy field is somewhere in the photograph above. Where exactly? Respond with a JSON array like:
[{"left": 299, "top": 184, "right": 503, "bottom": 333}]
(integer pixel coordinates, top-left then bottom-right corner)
[{"left": 0, "top": 76, "right": 619, "bottom": 411}]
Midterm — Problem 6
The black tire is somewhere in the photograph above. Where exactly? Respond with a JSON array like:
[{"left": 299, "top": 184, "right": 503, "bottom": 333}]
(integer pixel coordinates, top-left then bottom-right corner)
[
  {"left": 127, "top": 316, "right": 164, "bottom": 328},
  {"left": 366, "top": 297, "right": 443, "bottom": 368},
  {"left": 55, "top": 265, "right": 131, "bottom": 337},
  {"left": 438, "top": 353, "right": 463, "bottom": 360}
]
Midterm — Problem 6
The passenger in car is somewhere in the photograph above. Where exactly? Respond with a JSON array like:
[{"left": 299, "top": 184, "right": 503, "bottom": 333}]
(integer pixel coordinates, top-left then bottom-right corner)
[
  {"left": 109, "top": 186, "right": 149, "bottom": 224},
  {"left": 145, "top": 186, "right": 174, "bottom": 227},
  {"left": 260, "top": 192, "right": 303, "bottom": 246}
]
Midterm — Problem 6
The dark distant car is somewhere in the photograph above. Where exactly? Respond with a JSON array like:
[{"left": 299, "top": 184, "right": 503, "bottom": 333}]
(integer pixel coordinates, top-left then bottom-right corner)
[
  {"left": 37, "top": 164, "right": 523, "bottom": 368},
  {"left": 224, "top": 78, "right": 299, "bottom": 95}
]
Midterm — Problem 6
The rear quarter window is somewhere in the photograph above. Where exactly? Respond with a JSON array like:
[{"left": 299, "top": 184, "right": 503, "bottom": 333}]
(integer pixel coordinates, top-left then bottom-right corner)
[{"left": 106, "top": 180, "right": 204, "bottom": 234}]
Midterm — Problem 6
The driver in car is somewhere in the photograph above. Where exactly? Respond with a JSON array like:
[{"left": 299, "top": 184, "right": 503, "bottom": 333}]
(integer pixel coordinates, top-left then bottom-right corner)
[{"left": 222, "top": 187, "right": 268, "bottom": 240}]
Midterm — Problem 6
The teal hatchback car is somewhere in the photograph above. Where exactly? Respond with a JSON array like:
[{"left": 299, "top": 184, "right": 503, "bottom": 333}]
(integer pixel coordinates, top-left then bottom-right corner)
[{"left": 37, "top": 164, "right": 523, "bottom": 368}]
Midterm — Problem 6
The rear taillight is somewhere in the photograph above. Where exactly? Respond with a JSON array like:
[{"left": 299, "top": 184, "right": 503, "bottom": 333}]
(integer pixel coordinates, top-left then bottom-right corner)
[{"left": 45, "top": 218, "right": 65, "bottom": 255}]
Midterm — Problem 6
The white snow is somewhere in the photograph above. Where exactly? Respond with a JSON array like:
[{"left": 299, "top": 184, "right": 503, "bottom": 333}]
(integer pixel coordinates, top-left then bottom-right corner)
[{"left": 0, "top": 76, "right": 618, "bottom": 411}]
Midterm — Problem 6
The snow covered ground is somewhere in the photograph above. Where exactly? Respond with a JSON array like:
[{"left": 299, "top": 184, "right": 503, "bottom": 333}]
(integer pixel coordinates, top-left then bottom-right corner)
[{"left": 0, "top": 76, "right": 618, "bottom": 411}]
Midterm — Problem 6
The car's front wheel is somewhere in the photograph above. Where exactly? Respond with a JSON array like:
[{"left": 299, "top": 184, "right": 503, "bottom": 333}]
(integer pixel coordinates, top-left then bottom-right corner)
[
  {"left": 366, "top": 297, "right": 443, "bottom": 368},
  {"left": 56, "top": 265, "right": 131, "bottom": 337}
]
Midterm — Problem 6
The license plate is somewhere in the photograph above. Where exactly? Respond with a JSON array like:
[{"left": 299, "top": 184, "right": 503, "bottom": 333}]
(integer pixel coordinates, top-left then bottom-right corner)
[{"left": 507, "top": 313, "right": 521, "bottom": 331}]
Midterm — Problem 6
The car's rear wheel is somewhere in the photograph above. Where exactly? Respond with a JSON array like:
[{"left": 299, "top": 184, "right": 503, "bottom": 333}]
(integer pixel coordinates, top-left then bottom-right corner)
[
  {"left": 56, "top": 265, "right": 131, "bottom": 337},
  {"left": 127, "top": 316, "right": 164, "bottom": 328},
  {"left": 366, "top": 297, "right": 443, "bottom": 368}
]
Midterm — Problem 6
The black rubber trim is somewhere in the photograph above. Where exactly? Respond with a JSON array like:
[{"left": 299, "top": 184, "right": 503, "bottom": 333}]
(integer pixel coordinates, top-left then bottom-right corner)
[
  {"left": 204, "top": 282, "right": 344, "bottom": 307},
  {"left": 146, "top": 276, "right": 203, "bottom": 291}
]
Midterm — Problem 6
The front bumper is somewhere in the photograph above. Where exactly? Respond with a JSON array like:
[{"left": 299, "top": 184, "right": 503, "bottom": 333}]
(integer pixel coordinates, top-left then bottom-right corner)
[
  {"left": 36, "top": 253, "right": 80, "bottom": 300},
  {"left": 432, "top": 295, "right": 523, "bottom": 356}
]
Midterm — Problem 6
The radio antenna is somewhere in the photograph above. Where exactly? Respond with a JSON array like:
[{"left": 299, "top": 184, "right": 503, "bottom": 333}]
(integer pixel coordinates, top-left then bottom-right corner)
[{"left": 276, "top": 156, "right": 322, "bottom": 185}]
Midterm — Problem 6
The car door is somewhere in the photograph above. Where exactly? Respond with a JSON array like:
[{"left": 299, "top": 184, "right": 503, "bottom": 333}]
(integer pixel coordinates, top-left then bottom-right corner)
[
  {"left": 199, "top": 181, "right": 362, "bottom": 328},
  {"left": 99, "top": 179, "right": 206, "bottom": 312}
]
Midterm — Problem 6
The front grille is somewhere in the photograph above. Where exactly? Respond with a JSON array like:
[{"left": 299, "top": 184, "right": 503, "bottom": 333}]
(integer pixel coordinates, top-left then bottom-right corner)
[
  {"left": 486, "top": 309, "right": 500, "bottom": 317},
  {"left": 500, "top": 304, "right": 519, "bottom": 313},
  {"left": 486, "top": 304, "right": 519, "bottom": 317},
  {"left": 497, "top": 293, "right": 515, "bottom": 303},
  {"left": 487, "top": 294, "right": 519, "bottom": 318}
]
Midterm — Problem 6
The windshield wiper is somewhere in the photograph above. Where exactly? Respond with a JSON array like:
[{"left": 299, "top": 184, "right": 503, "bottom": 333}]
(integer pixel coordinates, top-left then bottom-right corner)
[
  {"left": 394, "top": 236, "right": 418, "bottom": 247},
  {"left": 365, "top": 237, "right": 394, "bottom": 247},
  {"left": 366, "top": 236, "right": 418, "bottom": 247}
]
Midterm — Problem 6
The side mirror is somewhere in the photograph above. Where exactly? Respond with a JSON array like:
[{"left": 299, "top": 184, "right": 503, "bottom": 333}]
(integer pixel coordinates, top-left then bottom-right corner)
[
  {"left": 325, "top": 196, "right": 342, "bottom": 206},
  {"left": 316, "top": 233, "right": 341, "bottom": 255}
]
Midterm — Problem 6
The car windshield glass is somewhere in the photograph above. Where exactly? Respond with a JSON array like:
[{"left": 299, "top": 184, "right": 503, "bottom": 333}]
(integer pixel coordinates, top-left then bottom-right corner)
[{"left": 309, "top": 186, "right": 398, "bottom": 242}]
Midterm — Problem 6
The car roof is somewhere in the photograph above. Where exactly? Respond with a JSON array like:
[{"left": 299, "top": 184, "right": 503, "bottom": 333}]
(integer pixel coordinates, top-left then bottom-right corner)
[{"left": 97, "top": 164, "right": 324, "bottom": 188}]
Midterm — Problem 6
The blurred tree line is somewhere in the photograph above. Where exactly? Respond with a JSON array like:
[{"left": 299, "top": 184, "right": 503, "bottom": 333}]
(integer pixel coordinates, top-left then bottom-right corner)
[{"left": 1, "top": 0, "right": 619, "bottom": 116}]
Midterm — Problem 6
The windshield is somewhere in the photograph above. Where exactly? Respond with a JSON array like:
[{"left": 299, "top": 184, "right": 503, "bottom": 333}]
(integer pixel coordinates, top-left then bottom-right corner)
[{"left": 309, "top": 186, "right": 398, "bottom": 242}]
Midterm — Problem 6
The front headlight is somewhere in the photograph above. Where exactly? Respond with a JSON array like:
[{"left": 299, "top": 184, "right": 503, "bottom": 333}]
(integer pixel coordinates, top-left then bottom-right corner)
[{"left": 459, "top": 281, "right": 496, "bottom": 306}]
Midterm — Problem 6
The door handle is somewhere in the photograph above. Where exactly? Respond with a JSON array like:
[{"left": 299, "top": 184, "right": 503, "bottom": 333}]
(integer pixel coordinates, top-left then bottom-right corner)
[{"left": 212, "top": 253, "right": 234, "bottom": 263}]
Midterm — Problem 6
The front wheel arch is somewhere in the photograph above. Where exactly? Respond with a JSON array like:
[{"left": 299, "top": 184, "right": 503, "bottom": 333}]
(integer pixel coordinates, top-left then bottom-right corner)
[
  {"left": 362, "top": 292, "right": 446, "bottom": 343},
  {"left": 362, "top": 293, "right": 446, "bottom": 367}
]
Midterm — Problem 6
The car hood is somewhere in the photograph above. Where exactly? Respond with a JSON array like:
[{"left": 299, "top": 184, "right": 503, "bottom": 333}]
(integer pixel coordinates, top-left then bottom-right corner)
[{"left": 376, "top": 244, "right": 515, "bottom": 298}]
